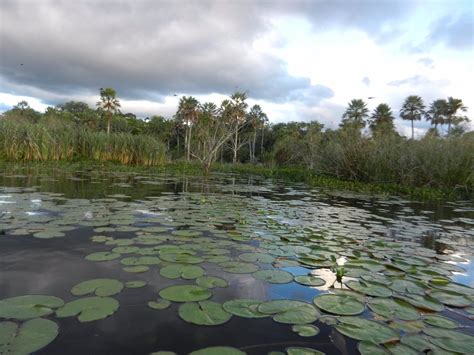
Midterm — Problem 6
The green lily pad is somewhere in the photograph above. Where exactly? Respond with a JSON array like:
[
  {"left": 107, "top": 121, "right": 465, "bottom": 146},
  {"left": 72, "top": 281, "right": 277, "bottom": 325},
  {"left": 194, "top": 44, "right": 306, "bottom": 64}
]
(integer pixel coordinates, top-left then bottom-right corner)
[
  {"left": 112, "top": 246, "right": 139, "bottom": 254},
  {"left": 189, "top": 346, "right": 245, "bottom": 355},
  {"left": 219, "top": 261, "right": 259, "bottom": 274},
  {"left": 123, "top": 265, "right": 150, "bottom": 273},
  {"left": 368, "top": 298, "right": 420, "bottom": 321},
  {"left": 56, "top": 296, "right": 119, "bottom": 322},
  {"left": 252, "top": 270, "right": 293, "bottom": 284},
  {"left": 222, "top": 299, "right": 267, "bottom": 318},
  {"left": 428, "top": 290, "right": 471, "bottom": 307},
  {"left": 292, "top": 324, "right": 320, "bottom": 337},
  {"left": 0, "top": 318, "right": 58, "bottom": 354},
  {"left": 125, "top": 280, "right": 147, "bottom": 288},
  {"left": 313, "top": 294, "right": 364, "bottom": 316},
  {"left": 336, "top": 317, "right": 399, "bottom": 344},
  {"left": 258, "top": 300, "right": 319, "bottom": 324},
  {"left": 423, "top": 327, "right": 474, "bottom": 353},
  {"left": 160, "top": 254, "right": 204, "bottom": 264},
  {"left": 121, "top": 256, "right": 161, "bottom": 265},
  {"left": 148, "top": 299, "right": 171, "bottom": 310},
  {"left": 397, "top": 294, "right": 444, "bottom": 312},
  {"left": 196, "top": 276, "right": 228, "bottom": 289},
  {"left": 71, "top": 278, "right": 124, "bottom": 297},
  {"left": 294, "top": 275, "right": 325, "bottom": 287},
  {"left": 159, "top": 285, "right": 212, "bottom": 302},
  {"left": 172, "top": 230, "right": 202, "bottom": 237},
  {"left": 160, "top": 264, "right": 205, "bottom": 280},
  {"left": 286, "top": 347, "right": 324, "bottom": 355},
  {"left": 85, "top": 251, "right": 121, "bottom": 262},
  {"left": 0, "top": 295, "right": 64, "bottom": 320},
  {"left": 422, "top": 315, "right": 458, "bottom": 329},
  {"left": 357, "top": 341, "right": 389, "bottom": 355},
  {"left": 238, "top": 252, "right": 275, "bottom": 263},
  {"left": 346, "top": 280, "right": 392, "bottom": 297},
  {"left": 385, "top": 343, "right": 418, "bottom": 355},
  {"left": 178, "top": 301, "right": 232, "bottom": 326}
]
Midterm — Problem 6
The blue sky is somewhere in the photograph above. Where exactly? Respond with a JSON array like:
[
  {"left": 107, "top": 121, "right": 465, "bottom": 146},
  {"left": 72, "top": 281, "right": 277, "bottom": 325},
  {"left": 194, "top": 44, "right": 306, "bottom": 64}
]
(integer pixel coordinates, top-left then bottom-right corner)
[{"left": 0, "top": 0, "right": 472, "bottom": 136}]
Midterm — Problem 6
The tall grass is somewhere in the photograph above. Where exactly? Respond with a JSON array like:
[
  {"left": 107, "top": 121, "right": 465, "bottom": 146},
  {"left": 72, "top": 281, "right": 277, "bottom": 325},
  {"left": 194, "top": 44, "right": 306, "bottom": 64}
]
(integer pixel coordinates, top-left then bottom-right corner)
[{"left": 0, "top": 120, "right": 167, "bottom": 166}]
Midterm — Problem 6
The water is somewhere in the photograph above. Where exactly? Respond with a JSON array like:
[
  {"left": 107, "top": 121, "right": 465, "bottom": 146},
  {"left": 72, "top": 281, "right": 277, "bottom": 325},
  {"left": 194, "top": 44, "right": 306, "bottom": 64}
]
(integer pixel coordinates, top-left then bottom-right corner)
[{"left": 0, "top": 165, "right": 473, "bottom": 354}]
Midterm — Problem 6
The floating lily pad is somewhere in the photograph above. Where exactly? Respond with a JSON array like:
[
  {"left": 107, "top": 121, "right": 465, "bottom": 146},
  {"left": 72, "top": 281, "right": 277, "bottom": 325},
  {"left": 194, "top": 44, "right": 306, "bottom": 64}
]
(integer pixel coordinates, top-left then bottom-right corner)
[
  {"left": 148, "top": 299, "right": 171, "bottom": 310},
  {"left": 189, "top": 346, "right": 245, "bottom": 355},
  {"left": 125, "top": 280, "right": 147, "bottom": 288},
  {"left": 71, "top": 279, "right": 124, "bottom": 297},
  {"left": 178, "top": 301, "right": 232, "bottom": 326},
  {"left": 121, "top": 256, "right": 161, "bottom": 265},
  {"left": 428, "top": 290, "right": 471, "bottom": 307},
  {"left": 172, "top": 230, "right": 202, "bottom": 237},
  {"left": 219, "top": 262, "right": 259, "bottom": 274},
  {"left": 336, "top": 317, "right": 399, "bottom": 344},
  {"left": 313, "top": 294, "right": 364, "bottom": 316},
  {"left": 292, "top": 324, "right": 320, "bottom": 337},
  {"left": 56, "top": 296, "right": 119, "bottom": 322},
  {"left": 85, "top": 252, "right": 121, "bottom": 262},
  {"left": 422, "top": 315, "right": 458, "bottom": 329},
  {"left": 222, "top": 299, "right": 267, "bottom": 318},
  {"left": 258, "top": 300, "right": 319, "bottom": 324},
  {"left": 397, "top": 294, "right": 444, "bottom": 312},
  {"left": 422, "top": 327, "right": 474, "bottom": 353},
  {"left": 357, "top": 341, "right": 389, "bottom": 355},
  {"left": 112, "top": 246, "right": 139, "bottom": 254},
  {"left": 0, "top": 295, "right": 64, "bottom": 320},
  {"left": 160, "top": 254, "right": 204, "bottom": 264},
  {"left": 286, "top": 347, "right": 324, "bottom": 355},
  {"left": 238, "top": 252, "right": 275, "bottom": 264},
  {"left": 160, "top": 264, "right": 205, "bottom": 280},
  {"left": 196, "top": 276, "right": 228, "bottom": 289},
  {"left": 294, "top": 275, "right": 325, "bottom": 287},
  {"left": 368, "top": 298, "right": 419, "bottom": 321},
  {"left": 0, "top": 318, "right": 58, "bottom": 354},
  {"left": 159, "top": 285, "right": 212, "bottom": 302},
  {"left": 346, "top": 280, "right": 392, "bottom": 297},
  {"left": 252, "top": 270, "right": 293, "bottom": 284},
  {"left": 123, "top": 265, "right": 150, "bottom": 273}
]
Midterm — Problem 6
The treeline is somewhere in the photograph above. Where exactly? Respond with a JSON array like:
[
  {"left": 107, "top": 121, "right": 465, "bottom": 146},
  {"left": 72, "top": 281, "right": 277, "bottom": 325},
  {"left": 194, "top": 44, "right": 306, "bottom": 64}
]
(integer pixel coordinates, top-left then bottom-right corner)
[{"left": 0, "top": 89, "right": 472, "bottom": 192}]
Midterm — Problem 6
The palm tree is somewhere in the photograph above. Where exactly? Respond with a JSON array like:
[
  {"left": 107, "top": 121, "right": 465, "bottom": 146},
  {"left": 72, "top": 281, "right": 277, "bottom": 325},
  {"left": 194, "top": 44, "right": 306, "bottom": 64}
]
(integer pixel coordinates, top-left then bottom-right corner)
[
  {"left": 400, "top": 95, "right": 425, "bottom": 139},
  {"left": 228, "top": 92, "right": 248, "bottom": 164},
  {"left": 425, "top": 99, "right": 447, "bottom": 132},
  {"left": 340, "top": 99, "right": 369, "bottom": 131},
  {"left": 369, "top": 103, "right": 396, "bottom": 137},
  {"left": 445, "top": 97, "right": 468, "bottom": 134},
  {"left": 96, "top": 88, "right": 121, "bottom": 135},
  {"left": 177, "top": 96, "right": 199, "bottom": 161}
]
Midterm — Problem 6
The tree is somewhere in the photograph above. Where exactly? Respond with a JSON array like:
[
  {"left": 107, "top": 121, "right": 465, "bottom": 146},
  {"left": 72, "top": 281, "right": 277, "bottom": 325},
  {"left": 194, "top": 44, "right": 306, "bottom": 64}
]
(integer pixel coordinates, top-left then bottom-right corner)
[
  {"left": 247, "top": 104, "right": 267, "bottom": 162},
  {"left": 445, "top": 97, "right": 468, "bottom": 134},
  {"left": 226, "top": 92, "right": 249, "bottom": 163},
  {"left": 369, "top": 103, "right": 396, "bottom": 137},
  {"left": 177, "top": 96, "right": 199, "bottom": 161},
  {"left": 340, "top": 99, "right": 369, "bottom": 132},
  {"left": 3, "top": 101, "right": 41, "bottom": 123},
  {"left": 425, "top": 99, "right": 447, "bottom": 132},
  {"left": 96, "top": 88, "right": 121, "bottom": 135},
  {"left": 400, "top": 95, "right": 425, "bottom": 139}
]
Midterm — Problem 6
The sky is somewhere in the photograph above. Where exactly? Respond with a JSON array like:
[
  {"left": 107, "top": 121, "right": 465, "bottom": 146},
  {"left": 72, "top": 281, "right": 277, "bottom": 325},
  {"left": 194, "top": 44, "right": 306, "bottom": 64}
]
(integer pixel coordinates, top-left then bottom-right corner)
[{"left": 0, "top": 0, "right": 473, "bottom": 137}]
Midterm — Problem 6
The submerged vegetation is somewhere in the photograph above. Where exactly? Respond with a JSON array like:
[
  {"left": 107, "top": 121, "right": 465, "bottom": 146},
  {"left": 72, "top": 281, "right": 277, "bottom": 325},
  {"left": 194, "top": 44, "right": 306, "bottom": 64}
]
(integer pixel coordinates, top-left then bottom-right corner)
[{"left": 0, "top": 89, "right": 472, "bottom": 199}]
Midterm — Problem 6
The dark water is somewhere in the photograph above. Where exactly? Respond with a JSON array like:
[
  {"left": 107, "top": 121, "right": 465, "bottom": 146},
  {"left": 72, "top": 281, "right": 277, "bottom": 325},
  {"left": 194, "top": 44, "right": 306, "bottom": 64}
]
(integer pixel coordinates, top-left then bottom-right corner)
[{"left": 0, "top": 165, "right": 473, "bottom": 354}]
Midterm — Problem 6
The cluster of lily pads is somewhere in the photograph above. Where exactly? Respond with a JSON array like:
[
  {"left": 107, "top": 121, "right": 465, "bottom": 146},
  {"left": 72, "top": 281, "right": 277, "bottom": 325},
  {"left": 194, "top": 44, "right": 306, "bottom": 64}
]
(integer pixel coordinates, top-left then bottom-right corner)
[{"left": 1, "top": 170, "right": 474, "bottom": 354}]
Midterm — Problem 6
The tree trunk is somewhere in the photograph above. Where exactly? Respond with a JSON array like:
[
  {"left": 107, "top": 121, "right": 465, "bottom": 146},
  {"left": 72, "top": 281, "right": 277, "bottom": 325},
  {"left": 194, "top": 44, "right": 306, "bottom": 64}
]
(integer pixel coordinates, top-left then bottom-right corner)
[
  {"left": 260, "top": 127, "right": 264, "bottom": 156},
  {"left": 184, "top": 124, "right": 188, "bottom": 161},
  {"left": 232, "top": 126, "right": 238, "bottom": 164},
  {"left": 107, "top": 112, "right": 111, "bottom": 135},
  {"left": 448, "top": 120, "right": 451, "bottom": 134},
  {"left": 187, "top": 124, "right": 192, "bottom": 161},
  {"left": 411, "top": 120, "right": 414, "bottom": 139},
  {"left": 252, "top": 128, "right": 257, "bottom": 163}
]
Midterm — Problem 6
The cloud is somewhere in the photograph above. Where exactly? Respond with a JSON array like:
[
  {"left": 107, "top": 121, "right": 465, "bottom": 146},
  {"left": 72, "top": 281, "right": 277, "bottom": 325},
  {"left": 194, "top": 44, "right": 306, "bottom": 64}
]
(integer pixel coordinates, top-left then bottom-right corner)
[
  {"left": 362, "top": 77, "right": 371, "bottom": 86},
  {"left": 388, "top": 75, "right": 449, "bottom": 87},
  {"left": 427, "top": 13, "right": 473, "bottom": 50},
  {"left": 417, "top": 57, "right": 435, "bottom": 68}
]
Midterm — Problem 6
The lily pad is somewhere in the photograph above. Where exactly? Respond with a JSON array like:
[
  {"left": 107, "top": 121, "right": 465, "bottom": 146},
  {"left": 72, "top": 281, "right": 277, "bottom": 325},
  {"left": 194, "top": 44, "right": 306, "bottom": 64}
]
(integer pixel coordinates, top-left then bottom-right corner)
[
  {"left": 286, "top": 347, "right": 324, "bottom": 355},
  {"left": 423, "top": 327, "right": 474, "bottom": 353},
  {"left": 222, "top": 299, "right": 267, "bottom": 318},
  {"left": 357, "top": 341, "right": 389, "bottom": 355},
  {"left": 295, "top": 275, "right": 325, "bottom": 287},
  {"left": 219, "top": 261, "right": 259, "bottom": 274},
  {"left": 336, "top": 317, "right": 399, "bottom": 344},
  {"left": 71, "top": 278, "right": 124, "bottom": 297},
  {"left": 178, "top": 301, "right": 232, "bottom": 326},
  {"left": 397, "top": 294, "right": 444, "bottom": 312},
  {"left": 189, "top": 346, "right": 245, "bottom": 355},
  {"left": 121, "top": 256, "right": 161, "bottom": 265},
  {"left": 252, "top": 270, "right": 293, "bottom": 284},
  {"left": 238, "top": 252, "right": 275, "bottom": 263},
  {"left": 85, "top": 251, "right": 121, "bottom": 262},
  {"left": 292, "top": 324, "right": 320, "bottom": 337},
  {"left": 313, "top": 294, "right": 364, "bottom": 316},
  {"left": 0, "top": 295, "right": 64, "bottom": 320},
  {"left": 159, "top": 285, "right": 212, "bottom": 302},
  {"left": 428, "top": 289, "right": 471, "bottom": 307},
  {"left": 123, "top": 265, "right": 150, "bottom": 273},
  {"left": 160, "top": 264, "right": 205, "bottom": 280},
  {"left": 258, "top": 300, "right": 319, "bottom": 324},
  {"left": 148, "top": 299, "right": 171, "bottom": 310},
  {"left": 346, "top": 280, "right": 392, "bottom": 297},
  {"left": 423, "top": 315, "right": 458, "bottom": 329},
  {"left": 125, "top": 280, "right": 147, "bottom": 288},
  {"left": 196, "top": 276, "right": 228, "bottom": 289},
  {"left": 56, "top": 296, "right": 119, "bottom": 322},
  {"left": 368, "top": 298, "right": 420, "bottom": 321},
  {"left": 0, "top": 318, "right": 58, "bottom": 354}
]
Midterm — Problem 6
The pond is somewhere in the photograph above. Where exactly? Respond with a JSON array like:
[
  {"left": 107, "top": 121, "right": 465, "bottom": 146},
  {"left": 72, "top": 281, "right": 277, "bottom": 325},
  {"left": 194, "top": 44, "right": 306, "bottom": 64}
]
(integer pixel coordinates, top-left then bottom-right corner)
[{"left": 0, "top": 165, "right": 473, "bottom": 355}]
